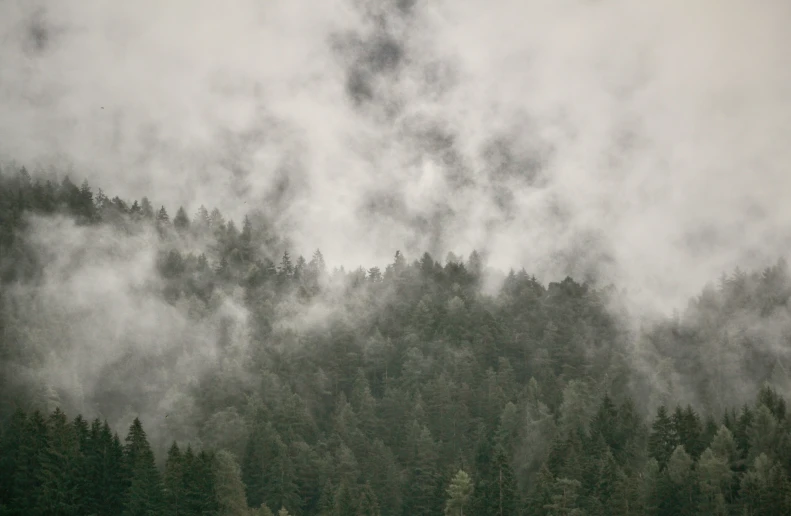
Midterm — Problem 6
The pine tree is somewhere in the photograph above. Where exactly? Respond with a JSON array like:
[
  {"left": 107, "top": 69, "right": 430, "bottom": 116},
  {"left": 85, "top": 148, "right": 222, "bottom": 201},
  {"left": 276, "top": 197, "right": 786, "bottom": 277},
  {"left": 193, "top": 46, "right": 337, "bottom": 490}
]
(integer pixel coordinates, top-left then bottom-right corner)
[
  {"left": 655, "top": 445, "right": 699, "bottom": 516},
  {"left": 544, "top": 477, "right": 583, "bottom": 515},
  {"left": 609, "top": 468, "right": 641, "bottom": 515},
  {"left": 240, "top": 215, "right": 254, "bottom": 261},
  {"left": 734, "top": 405, "right": 754, "bottom": 459},
  {"left": 193, "top": 205, "right": 211, "bottom": 233},
  {"left": 213, "top": 450, "right": 248, "bottom": 516},
  {"left": 740, "top": 453, "right": 791, "bottom": 515},
  {"left": 163, "top": 442, "right": 184, "bottom": 516},
  {"left": 72, "top": 415, "right": 90, "bottom": 515},
  {"left": 173, "top": 207, "right": 190, "bottom": 232},
  {"left": 403, "top": 425, "right": 440, "bottom": 516},
  {"left": 672, "top": 405, "right": 704, "bottom": 459},
  {"left": 35, "top": 408, "right": 80, "bottom": 515},
  {"left": 140, "top": 197, "right": 155, "bottom": 219},
  {"left": 316, "top": 480, "right": 335, "bottom": 516},
  {"left": 279, "top": 251, "right": 294, "bottom": 277},
  {"left": 0, "top": 409, "right": 26, "bottom": 509},
  {"left": 250, "top": 504, "right": 275, "bottom": 516},
  {"left": 472, "top": 438, "right": 515, "bottom": 516},
  {"left": 589, "top": 394, "right": 618, "bottom": 451},
  {"left": 648, "top": 405, "right": 677, "bottom": 468},
  {"left": 12, "top": 410, "right": 48, "bottom": 513},
  {"left": 107, "top": 429, "right": 127, "bottom": 514},
  {"left": 357, "top": 483, "right": 380, "bottom": 516},
  {"left": 182, "top": 447, "right": 218, "bottom": 515},
  {"left": 747, "top": 404, "right": 779, "bottom": 464},
  {"left": 334, "top": 480, "right": 358, "bottom": 516},
  {"left": 444, "top": 470, "right": 473, "bottom": 516},
  {"left": 242, "top": 421, "right": 300, "bottom": 512},
  {"left": 696, "top": 448, "right": 730, "bottom": 516},
  {"left": 122, "top": 418, "right": 164, "bottom": 516},
  {"left": 84, "top": 419, "right": 125, "bottom": 516},
  {"left": 242, "top": 424, "right": 267, "bottom": 508}
]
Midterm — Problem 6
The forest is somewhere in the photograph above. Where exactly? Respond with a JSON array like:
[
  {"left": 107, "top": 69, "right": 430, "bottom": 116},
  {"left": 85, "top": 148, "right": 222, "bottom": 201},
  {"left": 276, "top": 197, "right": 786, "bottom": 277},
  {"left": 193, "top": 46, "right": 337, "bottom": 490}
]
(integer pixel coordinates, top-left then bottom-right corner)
[{"left": 2, "top": 164, "right": 791, "bottom": 515}]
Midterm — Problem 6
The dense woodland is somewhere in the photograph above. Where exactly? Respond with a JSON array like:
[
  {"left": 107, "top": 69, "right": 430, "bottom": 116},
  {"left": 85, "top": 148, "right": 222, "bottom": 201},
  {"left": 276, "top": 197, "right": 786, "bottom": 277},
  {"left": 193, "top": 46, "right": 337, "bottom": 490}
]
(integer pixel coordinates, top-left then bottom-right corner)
[{"left": 2, "top": 165, "right": 791, "bottom": 515}]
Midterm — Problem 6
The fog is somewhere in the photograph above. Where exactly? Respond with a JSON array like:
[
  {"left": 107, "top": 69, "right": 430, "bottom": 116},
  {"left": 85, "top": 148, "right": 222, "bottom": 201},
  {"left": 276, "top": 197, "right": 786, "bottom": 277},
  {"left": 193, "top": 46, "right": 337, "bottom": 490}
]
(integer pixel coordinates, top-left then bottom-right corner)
[{"left": 3, "top": 0, "right": 790, "bottom": 313}]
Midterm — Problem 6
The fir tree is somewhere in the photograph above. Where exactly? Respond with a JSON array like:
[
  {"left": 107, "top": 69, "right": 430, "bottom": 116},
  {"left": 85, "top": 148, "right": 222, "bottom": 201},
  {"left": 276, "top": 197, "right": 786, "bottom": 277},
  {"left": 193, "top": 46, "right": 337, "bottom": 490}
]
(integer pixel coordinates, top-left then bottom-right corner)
[
  {"left": 444, "top": 470, "right": 473, "bottom": 516},
  {"left": 173, "top": 207, "right": 190, "bottom": 232},
  {"left": 163, "top": 442, "right": 184, "bottom": 516},
  {"left": 122, "top": 418, "right": 164, "bottom": 516}
]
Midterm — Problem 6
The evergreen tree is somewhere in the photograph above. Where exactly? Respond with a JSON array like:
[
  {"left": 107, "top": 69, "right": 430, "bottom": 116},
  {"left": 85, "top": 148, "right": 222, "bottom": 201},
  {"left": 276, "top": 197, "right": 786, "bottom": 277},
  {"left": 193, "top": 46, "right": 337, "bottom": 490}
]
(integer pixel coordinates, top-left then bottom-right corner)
[
  {"left": 0, "top": 409, "right": 26, "bottom": 510},
  {"left": 122, "top": 418, "right": 164, "bottom": 516},
  {"left": 648, "top": 406, "right": 677, "bottom": 469},
  {"left": 544, "top": 477, "right": 583, "bottom": 515},
  {"left": 35, "top": 408, "right": 80, "bottom": 515},
  {"left": 334, "top": 480, "right": 357, "bottom": 516},
  {"left": 193, "top": 205, "right": 211, "bottom": 233},
  {"left": 672, "top": 405, "right": 704, "bottom": 459},
  {"left": 173, "top": 206, "right": 190, "bottom": 232},
  {"left": 526, "top": 464, "right": 555, "bottom": 516},
  {"left": 472, "top": 438, "right": 515, "bottom": 516},
  {"left": 242, "top": 420, "right": 300, "bottom": 512},
  {"left": 740, "top": 453, "right": 791, "bottom": 515},
  {"left": 84, "top": 419, "right": 125, "bottom": 516},
  {"left": 403, "top": 426, "right": 440, "bottom": 516},
  {"left": 213, "top": 450, "right": 248, "bottom": 516},
  {"left": 182, "top": 447, "right": 219, "bottom": 515},
  {"left": 250, "top": 504, "right": 275, "bottom": 516},
  {"left": 279, "top": 251, "right": 294, "bottom": 277},
  {"left": 444, "top": 470, "right": 473, "bottom": 516},
  {"left": 163, "top": 442, "right": 184, "bottom": 516},
  {"left": 655, "top": 445, "right": 698, "bottom": 516},
  {"left": 12, "top": 410, "right": 48, "bottom": 513},
  {"left": 696, "top": 448, "right": 730, "bottom": 516},
  {"left": 140, "top": 197, "right": 155, "bottom": 219},
  {"left": 356, "top": 483, "right": 380, "bottom": 516}
]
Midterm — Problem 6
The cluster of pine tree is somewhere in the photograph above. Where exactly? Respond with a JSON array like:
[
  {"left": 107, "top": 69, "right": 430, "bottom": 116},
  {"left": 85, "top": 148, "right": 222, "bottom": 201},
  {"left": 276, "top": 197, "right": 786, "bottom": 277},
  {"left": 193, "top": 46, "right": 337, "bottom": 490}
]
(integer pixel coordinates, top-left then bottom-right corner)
[
  {"left": 3, "top": 165, "right": 791, "bottom": 515},
  {"left": 2, "top": 390, "right": 791, "bottom": 514},
  {"left": 0, "top": 406, "right": 287, "bottom": 515},
  {"left": 525, "top": 386, "right": 791, "bottom": 515}
]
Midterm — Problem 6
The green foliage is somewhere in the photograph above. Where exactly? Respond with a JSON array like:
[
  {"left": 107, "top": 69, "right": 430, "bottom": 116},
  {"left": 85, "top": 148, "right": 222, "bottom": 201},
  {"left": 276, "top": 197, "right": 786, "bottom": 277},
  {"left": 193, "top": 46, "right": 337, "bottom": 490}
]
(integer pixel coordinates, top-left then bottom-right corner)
[
  {"left": 2, "top": 168, "right": 791, "bottom": 515},
  {"left": 123, "top": 418, "right": 164, "bottom": 516},
  {"left": 214, "top": 450, "right": 249, "bottom": 516},
  {"left": 444, "top": 470, "right": 473, "bottom": 516}
]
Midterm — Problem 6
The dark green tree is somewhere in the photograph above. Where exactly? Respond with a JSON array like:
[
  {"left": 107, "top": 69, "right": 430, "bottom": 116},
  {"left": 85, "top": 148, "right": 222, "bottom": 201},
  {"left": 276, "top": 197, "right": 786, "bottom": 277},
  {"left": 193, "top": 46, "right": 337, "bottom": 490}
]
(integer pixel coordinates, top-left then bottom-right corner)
[{"left": 122, "top": 418, "right": 164, "bottom": 516}]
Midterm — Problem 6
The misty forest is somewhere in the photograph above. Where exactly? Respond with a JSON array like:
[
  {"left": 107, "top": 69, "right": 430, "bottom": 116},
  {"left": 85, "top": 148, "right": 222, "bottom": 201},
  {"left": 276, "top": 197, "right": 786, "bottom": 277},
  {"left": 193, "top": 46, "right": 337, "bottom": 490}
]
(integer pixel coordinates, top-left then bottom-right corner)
[
  {"left": 3, "top": 167, "right": 791, "bottom": 516},
  {"left": 2, "top": 1, "right": 791, "bottom": 515}
]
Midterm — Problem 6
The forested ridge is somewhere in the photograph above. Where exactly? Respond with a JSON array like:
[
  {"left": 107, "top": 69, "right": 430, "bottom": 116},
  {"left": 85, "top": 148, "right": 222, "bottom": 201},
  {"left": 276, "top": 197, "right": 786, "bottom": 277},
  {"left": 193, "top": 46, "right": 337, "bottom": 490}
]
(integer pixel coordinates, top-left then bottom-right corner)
[{"left": 2, "top": 165, "right": 791, "bottom": 515}]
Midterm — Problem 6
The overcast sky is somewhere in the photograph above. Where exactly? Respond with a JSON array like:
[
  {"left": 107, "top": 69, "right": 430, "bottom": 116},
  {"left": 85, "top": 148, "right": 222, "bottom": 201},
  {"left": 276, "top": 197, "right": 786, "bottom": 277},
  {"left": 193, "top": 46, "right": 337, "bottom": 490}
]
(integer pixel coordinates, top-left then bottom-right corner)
[{"left": 2, "top": 0, "right": 790, "bottom": 313}]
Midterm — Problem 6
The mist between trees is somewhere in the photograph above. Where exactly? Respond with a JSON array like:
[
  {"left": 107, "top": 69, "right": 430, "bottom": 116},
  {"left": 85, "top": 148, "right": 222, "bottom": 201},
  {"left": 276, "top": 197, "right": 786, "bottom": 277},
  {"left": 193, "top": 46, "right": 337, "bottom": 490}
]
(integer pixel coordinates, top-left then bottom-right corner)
[{"left": 2, "top": 166, "right": 791, "bottom": 514}]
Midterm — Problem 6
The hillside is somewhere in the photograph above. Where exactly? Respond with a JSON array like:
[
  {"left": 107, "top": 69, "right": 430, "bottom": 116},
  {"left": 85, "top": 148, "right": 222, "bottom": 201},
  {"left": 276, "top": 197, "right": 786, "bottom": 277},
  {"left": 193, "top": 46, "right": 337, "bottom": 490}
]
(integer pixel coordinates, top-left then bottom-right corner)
[{"left": 2, "top": 166, "right": 791, "bottom": 514}]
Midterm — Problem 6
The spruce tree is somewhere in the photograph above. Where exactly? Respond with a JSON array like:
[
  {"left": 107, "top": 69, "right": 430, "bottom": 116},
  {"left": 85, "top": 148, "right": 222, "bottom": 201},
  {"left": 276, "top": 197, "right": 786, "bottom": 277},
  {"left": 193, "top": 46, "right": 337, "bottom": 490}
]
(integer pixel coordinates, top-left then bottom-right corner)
[
  {"left": 173, "top": 207, "right": 190, "bottom": 232},
  {"left": 333, "top": 480, "right": 357, "bottom": 516},
  {"left": 163, "top": 442, "right": 184, "bottom": 516},
  {"left": 212, "top": 450, "right": 248, "bottom": 516},
  {"left": 0, "top": 409, "right": 26, "bottom": 509},
  {"left": 444, "top": 470, "right": 473, "bottom": 516},
  {"left": 357, "top": 483, "right": 381, "bottom": 516},
  {"left": 12, "top": 410, "right": 49, "bottom": 513},
  {"left": 122, "top": 418, "right": 163, "bottom": 516},
  {"left": 35, "top": 408, "right": 80, "bottom": 515},
  {"left": 648, "top": 406, "right": 677, "bottom": 469}
]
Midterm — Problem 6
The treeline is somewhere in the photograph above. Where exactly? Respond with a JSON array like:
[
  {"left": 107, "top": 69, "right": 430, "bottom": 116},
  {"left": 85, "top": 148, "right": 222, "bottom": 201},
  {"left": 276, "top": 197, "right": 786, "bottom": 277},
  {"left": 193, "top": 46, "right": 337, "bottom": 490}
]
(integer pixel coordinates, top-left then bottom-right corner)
[
  {"left": 3, "top": 165, "right": 791, "bottom": 515},
  {"left": 2, "top": 389, "right": 791, "bottom": 515},
  {"left": 0, "top": 407, "right": 262, "bottom": 515}
]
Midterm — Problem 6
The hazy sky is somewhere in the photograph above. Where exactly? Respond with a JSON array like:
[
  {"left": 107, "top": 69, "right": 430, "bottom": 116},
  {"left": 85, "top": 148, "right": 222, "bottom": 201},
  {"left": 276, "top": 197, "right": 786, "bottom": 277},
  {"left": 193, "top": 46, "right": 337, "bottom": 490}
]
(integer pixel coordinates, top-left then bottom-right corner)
[{"left": 2, "top": 0, "right": 790, "bottom": 312}]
